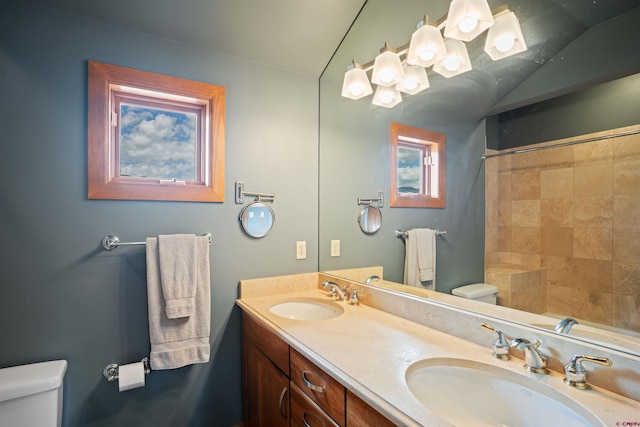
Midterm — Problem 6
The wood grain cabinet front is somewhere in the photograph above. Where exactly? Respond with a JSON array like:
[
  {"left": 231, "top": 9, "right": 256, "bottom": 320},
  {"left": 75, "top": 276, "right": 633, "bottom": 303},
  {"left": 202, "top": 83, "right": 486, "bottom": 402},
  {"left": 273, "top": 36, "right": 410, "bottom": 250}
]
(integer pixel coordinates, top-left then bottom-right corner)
[
  {"left": 241, "top": 310, "right": 397, "bottom": 427},
  {"left": 290, "top": 383, "right": 340, "bottom": 427},
  {"left": 242, "top": 312, "right": 290, "bottom": 427},
  {"left": 290, "top": 347, "right": 346, "bottom": 426}
]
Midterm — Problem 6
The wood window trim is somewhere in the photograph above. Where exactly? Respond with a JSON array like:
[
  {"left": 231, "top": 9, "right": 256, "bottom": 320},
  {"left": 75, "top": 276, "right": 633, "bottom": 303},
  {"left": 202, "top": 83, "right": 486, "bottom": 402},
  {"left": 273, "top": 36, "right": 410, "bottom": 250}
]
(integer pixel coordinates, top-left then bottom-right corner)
[
  {"left": 390, "top": 122, "right": 446, "bottom": 208},
  {"left": 88, "top": 60, "right": 225, "bottom": 202}
]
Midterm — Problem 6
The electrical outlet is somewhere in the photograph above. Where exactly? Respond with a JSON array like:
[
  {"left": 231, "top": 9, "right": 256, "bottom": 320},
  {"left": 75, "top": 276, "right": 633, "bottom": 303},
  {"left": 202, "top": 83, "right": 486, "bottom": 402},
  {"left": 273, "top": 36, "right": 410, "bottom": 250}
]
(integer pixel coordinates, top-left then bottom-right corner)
[
  {"left": 296, "top": 241, "right": 306, "bottom": 260},
  {"left": 330, "top": 239, "right": 340, "bottom": 257}
]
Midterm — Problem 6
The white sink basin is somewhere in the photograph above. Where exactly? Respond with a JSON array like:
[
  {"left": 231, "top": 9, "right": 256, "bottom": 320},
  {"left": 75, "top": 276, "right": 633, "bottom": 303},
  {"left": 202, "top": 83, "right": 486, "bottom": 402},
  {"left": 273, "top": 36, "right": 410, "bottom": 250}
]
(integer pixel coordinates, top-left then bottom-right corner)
[
  {"left": 405, "top": 358, "right": 602, "bottom": 427},
  {"left": 269, "top": 299, "right": 343, "bottom": 321}
]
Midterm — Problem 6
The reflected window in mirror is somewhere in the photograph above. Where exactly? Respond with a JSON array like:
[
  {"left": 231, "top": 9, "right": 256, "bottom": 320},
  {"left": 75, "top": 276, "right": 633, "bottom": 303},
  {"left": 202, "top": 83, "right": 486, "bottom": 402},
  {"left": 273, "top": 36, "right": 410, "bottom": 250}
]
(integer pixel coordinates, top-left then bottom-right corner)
[
  {"left": 390, "top": 122, "right": 446, "bottom": 208},
  {"left": 88, "top": 61, "right": 225, "bottom": 202}
]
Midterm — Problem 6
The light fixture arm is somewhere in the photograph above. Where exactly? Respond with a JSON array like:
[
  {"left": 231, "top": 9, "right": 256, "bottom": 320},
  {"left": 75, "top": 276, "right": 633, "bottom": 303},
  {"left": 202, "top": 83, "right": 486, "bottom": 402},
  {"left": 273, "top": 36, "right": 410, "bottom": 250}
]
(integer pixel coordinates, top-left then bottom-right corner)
[
  {"left": 357, "top": 190, "right": 384, "bottom": 208},
  {"left": 235, "top": 181, "right": 275, "bottom": 204}
]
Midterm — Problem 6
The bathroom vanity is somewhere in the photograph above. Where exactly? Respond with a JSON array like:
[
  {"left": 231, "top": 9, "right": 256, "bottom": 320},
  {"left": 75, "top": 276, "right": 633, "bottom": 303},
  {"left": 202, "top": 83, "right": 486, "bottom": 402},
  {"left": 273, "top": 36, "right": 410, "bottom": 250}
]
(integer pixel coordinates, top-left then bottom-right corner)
[{"left": 237, "top": 272, "right": 640, "bottom": 426}]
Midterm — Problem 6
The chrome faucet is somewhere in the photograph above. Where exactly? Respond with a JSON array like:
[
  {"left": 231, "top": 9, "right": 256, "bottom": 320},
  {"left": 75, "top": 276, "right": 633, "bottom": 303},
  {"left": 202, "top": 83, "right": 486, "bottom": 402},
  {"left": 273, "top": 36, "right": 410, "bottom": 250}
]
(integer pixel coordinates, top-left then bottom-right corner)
[
  {"left": 564, "top": 355, "right": 612, "bottom": 389},
  {"left": 349, "top": 288, "right": 365, "bottom": 305},
  {"left": 321, "top": 280, "right": 348, "bottom": 301},
  {"left": 554, "top": 317, "right": 579, "bottom": 334},
  {"left": 481, "top": 323, "right": 510, "bottom": 360},
  {"left": 364, "top": 275, "right": 380, "bottom": 285},
  {"left": 510, "top": 338, "right": 549, "bottom": 374}
]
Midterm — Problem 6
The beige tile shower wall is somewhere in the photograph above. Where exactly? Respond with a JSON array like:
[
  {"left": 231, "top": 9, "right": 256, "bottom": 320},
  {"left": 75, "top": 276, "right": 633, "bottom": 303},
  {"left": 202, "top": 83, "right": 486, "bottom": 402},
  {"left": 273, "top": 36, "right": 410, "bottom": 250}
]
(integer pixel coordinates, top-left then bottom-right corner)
[{"left": 485, "top": 125, "right": 640, "bottom": 333}]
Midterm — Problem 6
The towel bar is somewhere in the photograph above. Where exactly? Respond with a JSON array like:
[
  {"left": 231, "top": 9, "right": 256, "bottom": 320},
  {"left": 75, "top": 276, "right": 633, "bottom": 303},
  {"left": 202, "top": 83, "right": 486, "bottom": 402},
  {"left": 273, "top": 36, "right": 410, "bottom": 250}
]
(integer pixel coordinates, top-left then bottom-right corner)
[
  {"left": 103, "top": 357, "right": 151, "bottom": 382},
  {"left": 101, "top": 233, "right": 213, "bottom": 251},
  {"left": 395, "top": 229, "right": 446, "bottom": 239}
]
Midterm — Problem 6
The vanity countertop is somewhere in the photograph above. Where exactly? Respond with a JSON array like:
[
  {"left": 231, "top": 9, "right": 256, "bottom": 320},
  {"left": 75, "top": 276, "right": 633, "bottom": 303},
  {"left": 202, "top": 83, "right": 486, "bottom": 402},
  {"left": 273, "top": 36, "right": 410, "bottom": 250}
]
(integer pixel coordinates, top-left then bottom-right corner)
[{"left": 237, "top": 287, "right": 640, "bottom": 426}]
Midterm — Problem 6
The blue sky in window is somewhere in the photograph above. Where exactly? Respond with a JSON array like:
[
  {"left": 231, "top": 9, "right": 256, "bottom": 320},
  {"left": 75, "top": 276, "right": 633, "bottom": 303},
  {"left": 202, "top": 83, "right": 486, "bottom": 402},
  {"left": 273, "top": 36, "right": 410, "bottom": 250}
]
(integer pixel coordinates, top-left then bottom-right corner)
[
  {"left": 119, "top": 105, "right": 196, "bottom": 180},
  {"left": 397, "top": 147, "right": 421, "bottom": 192}
]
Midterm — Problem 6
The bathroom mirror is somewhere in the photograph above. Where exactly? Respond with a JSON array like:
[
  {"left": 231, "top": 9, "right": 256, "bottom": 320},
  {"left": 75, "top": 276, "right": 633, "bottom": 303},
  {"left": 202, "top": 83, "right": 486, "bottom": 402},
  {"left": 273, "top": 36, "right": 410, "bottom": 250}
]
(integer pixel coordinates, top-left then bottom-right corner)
[
  {"left": 319, "top": 0, "right": 640, "bottom": 357},
  {"left": 239, "top": 202, "right": 275, "bottom": 238},
  {"left": 357, "top": 205, "right": 382, "bottom": 234}
]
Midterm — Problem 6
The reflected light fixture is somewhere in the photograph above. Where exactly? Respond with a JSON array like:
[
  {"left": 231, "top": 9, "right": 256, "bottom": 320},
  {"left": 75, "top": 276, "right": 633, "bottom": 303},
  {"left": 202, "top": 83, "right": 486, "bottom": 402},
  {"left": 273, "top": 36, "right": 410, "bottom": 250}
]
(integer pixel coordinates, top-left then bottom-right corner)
[
  {"left": 484, "top": 8, "right": 527, "bottom": 60},
  {"left": 371, "top": 42, "right": 405, "bottom": 87},
  {"left": 341, "top": 60, "right": 373, "bottom": 100},
  {"left": 340, "top": 1, "right": 526, "bottom": 108},
  {"left": 406, "top": 17, "right": 447, "bottom": 68},
  {"left": 396, "top": 65, "right": 430, "bottom": 95},
  {"left": 444, "top": 0, "right": 494, "bottom": 41},
  {"left": 433, "top": 39, "right": 472, "bottom": 78},
  {"left": 372, "top": 85, "right": 402, "bottom": 108}
]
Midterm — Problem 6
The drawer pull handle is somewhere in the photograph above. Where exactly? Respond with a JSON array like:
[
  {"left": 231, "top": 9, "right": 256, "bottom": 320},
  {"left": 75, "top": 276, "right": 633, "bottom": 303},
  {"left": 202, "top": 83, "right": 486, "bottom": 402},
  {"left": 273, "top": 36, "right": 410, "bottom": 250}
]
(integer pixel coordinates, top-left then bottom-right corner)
[
  {"left": 302, "top": 371, "right": 326, "bottom": 393},
  {"left": 278, "top": 386, "right": 288, "bottom": 419},
  {"left": 302, "top": 412, "right": 319, "bottom": 427}
]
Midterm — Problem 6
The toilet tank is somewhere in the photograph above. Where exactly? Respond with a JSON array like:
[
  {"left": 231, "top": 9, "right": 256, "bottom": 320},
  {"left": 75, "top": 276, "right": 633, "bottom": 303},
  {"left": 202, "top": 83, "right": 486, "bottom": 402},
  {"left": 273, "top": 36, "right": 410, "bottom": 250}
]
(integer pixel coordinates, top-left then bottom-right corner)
[
  {"left": 452, "top": 283, "right": 498, "bottom": 304},
  {"left": 0, "top": 360, "right": 67, "bottom": 427}
]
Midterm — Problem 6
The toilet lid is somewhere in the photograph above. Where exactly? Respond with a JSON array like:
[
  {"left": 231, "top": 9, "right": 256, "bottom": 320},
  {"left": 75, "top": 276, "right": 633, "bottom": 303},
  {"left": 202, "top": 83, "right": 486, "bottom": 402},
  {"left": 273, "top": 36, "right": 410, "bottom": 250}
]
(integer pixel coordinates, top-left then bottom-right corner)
[{"left": 452, "top": 283, "right": 498, "bottom": 298}]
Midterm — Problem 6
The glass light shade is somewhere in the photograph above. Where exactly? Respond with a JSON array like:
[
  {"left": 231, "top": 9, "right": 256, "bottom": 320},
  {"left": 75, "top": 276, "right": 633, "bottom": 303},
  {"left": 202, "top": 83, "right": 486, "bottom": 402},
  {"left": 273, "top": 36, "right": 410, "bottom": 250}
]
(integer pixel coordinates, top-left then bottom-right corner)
[
  {"left": 406, "top": 23, "right": 447, "bottom": 68},
  {"left": 484, "top": 12, "right": 527, "bottom": 60},
  {"left": 341, "top": 65, "right": 373, "bottom": 100},
  {"left": 396, "top": 65, "right": 430, "bottom": 95},
  {"left": 433, "top": 39, "right": 472, "bottom": 78},
  {"left": 371, "top": 49, "right": 405, "bottom": 87},
  {"left": 444, "top": 0, "right": 494, "bottom": 42},
  {"left": 372, "top": 85, "right": 402, "bottom": 108}
]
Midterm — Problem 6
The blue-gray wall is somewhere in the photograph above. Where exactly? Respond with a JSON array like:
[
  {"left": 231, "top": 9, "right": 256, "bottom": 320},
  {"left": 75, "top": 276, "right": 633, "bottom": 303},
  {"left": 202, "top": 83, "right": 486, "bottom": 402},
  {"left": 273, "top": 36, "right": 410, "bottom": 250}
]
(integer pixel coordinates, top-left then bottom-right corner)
[{"left": 0, "top": 1, "right": 318, "bottom": 425}]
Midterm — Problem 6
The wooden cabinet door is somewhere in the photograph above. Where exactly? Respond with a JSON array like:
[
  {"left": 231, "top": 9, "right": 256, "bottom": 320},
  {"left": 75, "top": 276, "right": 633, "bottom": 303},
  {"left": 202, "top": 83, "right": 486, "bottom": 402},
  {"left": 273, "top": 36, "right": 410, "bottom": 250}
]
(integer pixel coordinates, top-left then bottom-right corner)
[{"left": 244, "top": 337, "right": 290, "bottom": 427}]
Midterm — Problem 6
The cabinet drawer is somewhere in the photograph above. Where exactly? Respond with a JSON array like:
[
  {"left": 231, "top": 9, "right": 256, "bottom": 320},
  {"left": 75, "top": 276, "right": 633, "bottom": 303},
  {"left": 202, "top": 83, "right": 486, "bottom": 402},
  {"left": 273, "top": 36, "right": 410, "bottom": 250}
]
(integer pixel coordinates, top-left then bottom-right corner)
[
  {"left": 291, "top": 383, "right": 340, "bottom": 427},
  {"left": 346, "top": 390, "right": 396, "bottom": 427},
  {"left": 242, "top": 311, "right": 289, "bottom": 375},
  {"left": 290, "top": 348, "right": 345, "bottom": 426}
]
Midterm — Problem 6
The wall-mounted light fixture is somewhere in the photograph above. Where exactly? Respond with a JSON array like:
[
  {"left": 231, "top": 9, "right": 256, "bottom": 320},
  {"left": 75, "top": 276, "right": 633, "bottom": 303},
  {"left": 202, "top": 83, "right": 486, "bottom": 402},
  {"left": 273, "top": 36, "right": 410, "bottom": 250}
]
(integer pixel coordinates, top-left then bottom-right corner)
[
  {"left": 484, "top": 6, "right": 527, "bottom": 60},
  {"left": 341, "top": 0, "right": 526, "bottom": 108},
  {"left": 372, "top": 85, "right": 403, "bottom": 108},
  {"left": 341, "top": 60, "right": 373, "bottom": 100},
  {"left": 444, "top": 0, "right": 494, "bottom": 42},
  {"left": 433, "top": 38, "right": 472, "bottom": 78},
  {"left": 396, "top": 65, "right": 430, "bottom": 94},
  {"left": 371, "top": 42, "right": 405, "bottom": 87}
]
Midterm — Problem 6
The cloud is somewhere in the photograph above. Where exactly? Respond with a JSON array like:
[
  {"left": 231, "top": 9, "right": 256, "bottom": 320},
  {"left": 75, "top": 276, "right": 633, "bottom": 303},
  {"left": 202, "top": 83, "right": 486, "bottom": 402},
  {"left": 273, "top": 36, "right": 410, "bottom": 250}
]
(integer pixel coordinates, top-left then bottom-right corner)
[{"left": 119, "top": 105, "right": 197, "bottom": 180}]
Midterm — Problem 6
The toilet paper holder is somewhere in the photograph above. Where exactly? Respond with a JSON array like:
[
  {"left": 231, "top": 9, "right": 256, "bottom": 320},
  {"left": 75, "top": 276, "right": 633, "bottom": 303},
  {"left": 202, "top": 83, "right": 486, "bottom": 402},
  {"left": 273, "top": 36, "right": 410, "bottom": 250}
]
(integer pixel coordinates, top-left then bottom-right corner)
[{"left": 103, "top": 357, "right": 151, "bottom": 382}]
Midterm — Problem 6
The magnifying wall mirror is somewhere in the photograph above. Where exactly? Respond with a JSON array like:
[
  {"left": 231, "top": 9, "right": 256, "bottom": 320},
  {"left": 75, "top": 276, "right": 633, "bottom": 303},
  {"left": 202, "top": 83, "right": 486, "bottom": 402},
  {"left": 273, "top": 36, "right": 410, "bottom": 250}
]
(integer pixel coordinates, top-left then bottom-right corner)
[
  {"left": 357, "top": 205, "right": 382, "bottom": 234},
  {"left": 239, "top": 202, "right": 275, "bottom": 238}
]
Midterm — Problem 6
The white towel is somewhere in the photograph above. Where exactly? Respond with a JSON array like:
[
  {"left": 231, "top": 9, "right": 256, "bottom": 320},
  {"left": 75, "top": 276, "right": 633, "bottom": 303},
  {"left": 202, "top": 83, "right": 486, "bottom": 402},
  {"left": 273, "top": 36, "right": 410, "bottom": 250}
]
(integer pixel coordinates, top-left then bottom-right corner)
[
  {"left": 146, "top": 235, "right": 211, "bottom": 370},
  {"left": 158, "top": 234, "right": 197, "bottom": 319},
  {"left": 403, "top": 228, "right": 436, "bottom": 290}
]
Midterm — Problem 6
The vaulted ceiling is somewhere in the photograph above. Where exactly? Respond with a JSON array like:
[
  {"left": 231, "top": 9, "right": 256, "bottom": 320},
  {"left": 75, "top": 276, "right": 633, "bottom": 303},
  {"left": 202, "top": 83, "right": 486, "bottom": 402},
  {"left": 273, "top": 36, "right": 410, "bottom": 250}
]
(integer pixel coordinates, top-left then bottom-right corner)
[{"left": 23, "top": 0, "right": 640, "bottom": 82}]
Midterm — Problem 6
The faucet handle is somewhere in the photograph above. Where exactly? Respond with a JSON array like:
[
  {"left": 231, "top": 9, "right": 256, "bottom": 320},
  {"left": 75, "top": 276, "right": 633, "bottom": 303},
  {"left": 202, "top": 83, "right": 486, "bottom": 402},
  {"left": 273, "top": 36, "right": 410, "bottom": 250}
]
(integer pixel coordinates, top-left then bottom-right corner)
[
  {"left": 349, "top": 288, "right": 364, "bottom": 305},
  {"left": 510, "top": 338, "right": 549, "bottom": 374},
  {"left": 481, "top": 323, "right": 510, "bottom": 360},
  {"left": 564, "top": 355, "right": 612, "bottom": 389}
]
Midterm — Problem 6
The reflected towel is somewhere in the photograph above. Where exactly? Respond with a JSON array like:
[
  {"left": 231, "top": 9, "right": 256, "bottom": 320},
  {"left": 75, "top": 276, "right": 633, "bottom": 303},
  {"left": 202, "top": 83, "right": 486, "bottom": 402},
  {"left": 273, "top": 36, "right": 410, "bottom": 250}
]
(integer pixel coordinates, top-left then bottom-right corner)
[
  {"left": 158, "top": 234, "right": 197, "bottom": 319},
  {"left": 403, "top": 228, "right": 436, "bottom": 290},
  {"left": 146, "top": 235, "right": 211, "bottom": 370}
]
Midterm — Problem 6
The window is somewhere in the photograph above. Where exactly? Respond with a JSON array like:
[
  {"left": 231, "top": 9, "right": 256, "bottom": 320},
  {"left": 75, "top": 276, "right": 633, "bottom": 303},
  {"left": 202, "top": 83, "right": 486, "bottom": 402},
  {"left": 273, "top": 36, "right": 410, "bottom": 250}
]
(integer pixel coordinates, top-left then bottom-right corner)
[
  {"left": 88, "top": 61, "right": 225, "bottom": 202},
  {"left": 390, "top": 122, "right": 446, "bottom": 208}
]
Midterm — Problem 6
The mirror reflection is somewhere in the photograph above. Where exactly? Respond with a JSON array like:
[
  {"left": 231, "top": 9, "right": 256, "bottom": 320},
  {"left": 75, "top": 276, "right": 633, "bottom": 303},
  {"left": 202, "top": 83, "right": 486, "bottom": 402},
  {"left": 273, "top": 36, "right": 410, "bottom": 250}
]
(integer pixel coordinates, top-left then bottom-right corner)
[
  {"left": 319, "top": 1, "right": 640, "bottom": 356},
  {"left": 358, "top": 205, "right": 382, "bottom": 234},
  {"left": 239, "top": 202, "right": 275, "bottom": 238}
]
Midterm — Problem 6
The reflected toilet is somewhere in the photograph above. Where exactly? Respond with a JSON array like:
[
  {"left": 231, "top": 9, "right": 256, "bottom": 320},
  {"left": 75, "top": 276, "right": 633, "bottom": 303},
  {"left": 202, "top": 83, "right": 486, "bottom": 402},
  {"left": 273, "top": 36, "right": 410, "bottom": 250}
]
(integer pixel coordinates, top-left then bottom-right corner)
[{"left": 451, "top": 283, "right": 498, "bottom": 304}]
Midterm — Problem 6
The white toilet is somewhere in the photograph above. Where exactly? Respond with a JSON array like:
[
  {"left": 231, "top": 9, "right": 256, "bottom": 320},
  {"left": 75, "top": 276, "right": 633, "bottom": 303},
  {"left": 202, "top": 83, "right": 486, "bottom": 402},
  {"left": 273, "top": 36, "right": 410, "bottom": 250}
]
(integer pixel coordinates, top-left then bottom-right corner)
[
  {"left": 452, "top": 283, "right": 498, "bottom": 304},
  {"left": 0, "top": 359, "right": 67, "bottom": 427}
]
